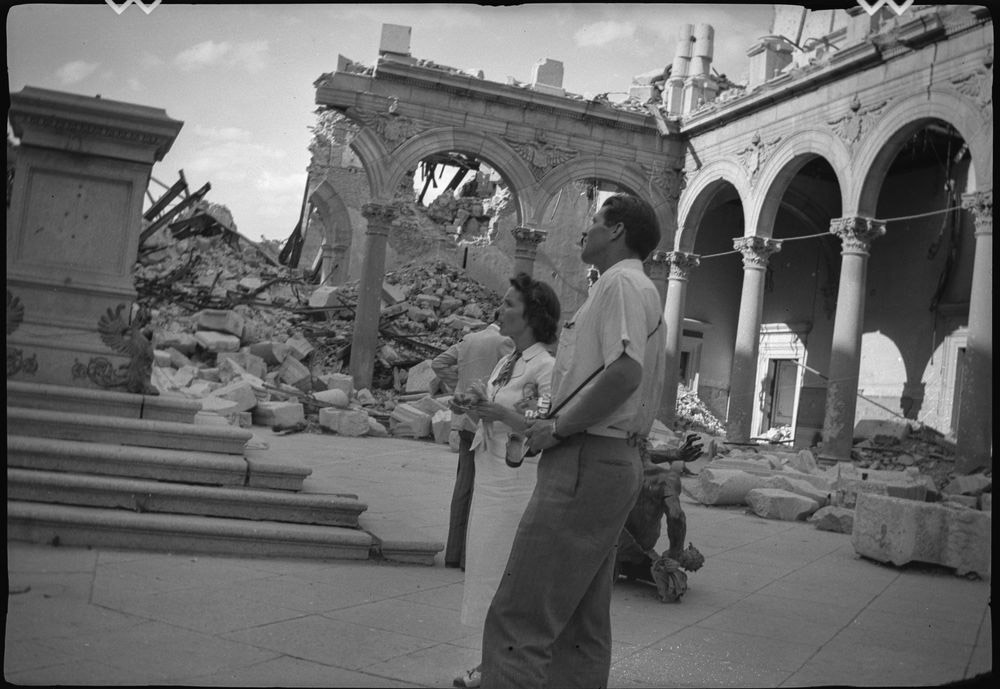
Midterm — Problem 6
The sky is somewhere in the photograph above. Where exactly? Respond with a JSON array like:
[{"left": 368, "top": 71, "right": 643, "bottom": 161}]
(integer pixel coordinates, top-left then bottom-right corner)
[{"left": 7, "top": 2, "right": 776, "bottom": 243}]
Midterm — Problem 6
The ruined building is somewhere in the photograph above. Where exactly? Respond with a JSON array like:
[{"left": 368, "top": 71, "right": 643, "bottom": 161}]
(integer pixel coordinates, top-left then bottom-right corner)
[{"left": 302, "top": 5, "right": 992, "bottom": 473}]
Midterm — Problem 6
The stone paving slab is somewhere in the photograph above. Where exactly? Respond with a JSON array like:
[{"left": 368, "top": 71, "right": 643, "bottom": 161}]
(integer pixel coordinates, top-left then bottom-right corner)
[{"left": 4, "top": 431, "right": 993, "bottom": 688}]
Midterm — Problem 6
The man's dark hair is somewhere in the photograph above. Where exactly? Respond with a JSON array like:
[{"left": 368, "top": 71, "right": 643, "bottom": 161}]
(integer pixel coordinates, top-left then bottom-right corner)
[
  {"left": 600, "top": 193, "right": 661, "bottom": 259},
  {"left": 509, "top": 273, "right": 561, "bottom": 344}
]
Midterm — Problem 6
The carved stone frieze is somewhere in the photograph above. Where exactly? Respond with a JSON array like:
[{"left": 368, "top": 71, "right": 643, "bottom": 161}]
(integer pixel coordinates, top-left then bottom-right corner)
[
  {"left": 828, "top": 95, "right": 890, "bottom": 149},
  {"left": 950, "top": 62, "right": 993, "bottom": 115},
  {"left": 733, "top": 236, "right": 782, "bottom": 269},
  {"left": 346, "top": 106, "right": 428, "bottom": 150},
  {"left": 961, "top": 189, "right": 993, "bottom": 234},
  {"left": 829, "top": 216, "right": 886, "bottom": 254},
  {"left": 735, "top": 131, "right": 782, "bottom": 184},
  {"left": 5, "top": 289, "right": 37, "bottom": 378},
  {"left": 644, "top": 163, "right": 687, "bottom": 203},
  {"left": 13, "top": 113, "right": 170, "bottom": 149},
  {"left": 71, "top": 357, "right": 121, "bottom": 389},
  {"left": 503, "top": 132, "right": 579, "bottom": 180}
]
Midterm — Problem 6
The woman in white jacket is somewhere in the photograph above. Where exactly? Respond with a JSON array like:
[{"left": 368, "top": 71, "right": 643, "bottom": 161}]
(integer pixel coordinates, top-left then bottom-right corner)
[{"left": 452, "top": 273, "right": 561, "bottom": 688}]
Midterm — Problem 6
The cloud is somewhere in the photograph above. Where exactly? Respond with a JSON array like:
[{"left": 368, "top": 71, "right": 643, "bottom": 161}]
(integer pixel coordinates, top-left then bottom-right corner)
[
  {"left": 193, "top": 124, "right": 253, "bottom": 141},
  {"left": 574, "top": 20, "right": 637, "bottom": 47},
  {"left": 140, "top": 52, "right": 165, "bottom": 68},
  {"left": 174, "top": 39, "right": 269, "bottom": 73},
  {"left": 55, "top": 60, "right": 99, "bottom": 85}
]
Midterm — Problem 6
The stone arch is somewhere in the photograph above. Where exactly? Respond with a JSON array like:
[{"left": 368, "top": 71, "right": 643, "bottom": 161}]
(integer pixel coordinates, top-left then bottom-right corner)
[
  {"left": 378, "top": 127, "right": 542, "bottom": 224},
  {"left": 750, "top": 130, "right": 850, "bottom": 238},
  {"left": 849, "top": 91, "right": 991, "bottom": 215},
  {"left": 535, "top": 156, "right": 674, "bottom": 244},
  {"left": 341, "top": 126, "right": 390, "bottom": 203},
  {"left": 676, "top": 159, "right": 749, "bottom": 251},
  {"left": 309, "top": 179, "right": 353, "bottom": 246}
]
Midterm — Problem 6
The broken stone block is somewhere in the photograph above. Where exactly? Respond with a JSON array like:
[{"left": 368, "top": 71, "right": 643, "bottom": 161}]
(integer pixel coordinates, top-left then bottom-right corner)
[
  {"left": 852, "top": 492, "right": 991, "bottom": 577},
  {"left": 787, "top": 449, "right": 819, "bottom": 473},
  {"left": 208, "top": 379, "right": 258, "bottom": 413},
  {"left": 199, "top": 395, "right": 240, "bottom": 416},
  {"left": 194, "top": 330, "right": 241, "bottom": 353},
  {"left": 172, "top": 365, "right": 200, "bottom": 389},
  {"left": 164, "top": 347, "right": 192, "bottom": 369},
  {"left": 942, "top": 474, "right": 992, "bottom": 497},
  {"left": 154, "top": 350, "right": 172, "bottom": 368},
  {"left": 746, "top": 488, "right": 820, "bottom": 521},
  {"left": 227, "top": 411, "right": 253, "bottom": 428},
  {"left": 248, "top": 341, "right": 291, "bottom": 366},
  {"left": 407, "top": 305, "right": 435, "bottom": 323},
  {"left": 318, "top": 372, "right": 353, "bottom": 396},
  {"left": 410, "top": 395, "right": 449, "bottom": 416},
  {"left": 313, "top": 388, "right": 349, "bottom": 408},
  {"left": 285, "top": 334, "right": 314, "bottom": 360},
  {"left": 693, "top": 468, "right": 770, "bottom": 506},
  {"left": 439, "top": 296, "right": 462, "bottom": 314},
  {"left": 151, "top": 366, "right": 179, "bottom": 394},
  {"left": 238, "top": 277, "right": 263, "bottom": 292},
  {"left": 308, "top": 285, "right": 341, "bottom": 308},
  {"left": 356, "top": 388, "right": 377, "bottom": 406},
  {"left": 854, "top": 418, "right": 910, "bottom": 441},
  {"left": 763, "top": 475, "right": 829, "bottom": 507},
  {"left": 432, "top": 409, "right": 452, "bottom": 444},
  {"left": 414, "top": 294, "right": 442, "bottom": 310},
  {"left": 367, "top": 417, "right": 389, "bottom": 437},
  {"left": 217, "top": 351, "right": 267, "bottom": 380},
  {"left": 154, "top": 332, "right": 198, "bottom": 355},
  {"left": 405, "top": 359, "right": 437, "bottom": 394},
  {"left": 318, "top": 407, "right": 370, "bottom": 436},
  {"left": 195, "top": 309, "right": 245, "bottom": 337},
  {"left": 381, "top": 281, "right": 408, "bottom": 305},
  {"left": 185, "top": 379, "right": 217, "bottom": 398},
  {"left": 277, "top": 356, "right": 312, "bottom": 392},
  {"left": 389, "top": 403, "right": 432, "bottom": 439},
  {"left": 252, "top": 401, "right": 305, "bottom": 428},
  {"left": 809, "top": 506, "right": 855, "bottom": 533}
]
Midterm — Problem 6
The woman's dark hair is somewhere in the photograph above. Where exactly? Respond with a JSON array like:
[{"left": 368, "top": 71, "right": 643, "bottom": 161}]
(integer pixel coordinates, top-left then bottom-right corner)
[
  {"left": 600, "top": 193, "right": 661, "bottom": 259},
  {"left": 509, "top": 273, "right": 561, "bottom": 344}
]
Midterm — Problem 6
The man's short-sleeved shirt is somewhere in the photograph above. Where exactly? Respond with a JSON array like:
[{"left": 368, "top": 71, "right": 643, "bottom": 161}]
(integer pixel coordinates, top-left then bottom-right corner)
[{"left": 550, "top": 258, "right": 666, "bottom": 436}]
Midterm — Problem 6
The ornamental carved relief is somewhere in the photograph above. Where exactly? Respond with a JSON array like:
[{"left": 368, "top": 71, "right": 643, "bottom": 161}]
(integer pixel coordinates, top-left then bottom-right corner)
[
  {"left": 961, "top": 189, "right": 993, "bottom": 233},
  {"left": 346, "top": 106, "right": 429, "bottom": 150},
  {"left": 6, "top": 289, "right": 37, "bottom": 378},
  {"left": 735, "top": 131, "right": 782, "bottom": 184},
  {"left": 666, "top": 251, "right": 701, "bottom": 280},
  {"left": 361, "top": 202, "right": 400, "bottom": 230},
  {"left": 643, "top": 163, "right": 687, "bottom": 203},
  {"left": 15, "top": 113, "right": 168, "bottom": 148},
  {"left": 950, "top": 62, "right": 993, "bottom": 115},
  {"left": 511, "top": 227, "right": 548, "bottom": 245},
  {"left": 828, "top": 95, "right": 890, "bottom": 149},
  {"left": 503, "top": 132, "right": 579, "bottom": 180}
]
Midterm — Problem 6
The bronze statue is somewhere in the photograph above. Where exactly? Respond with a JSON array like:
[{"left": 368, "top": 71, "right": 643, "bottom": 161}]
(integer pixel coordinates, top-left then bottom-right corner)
[
  {"left": 616, "top": 434, "right": 705, "bottom": 602},
  {"left": 97, "top": 303, "right": 159, "bottom": 395}
]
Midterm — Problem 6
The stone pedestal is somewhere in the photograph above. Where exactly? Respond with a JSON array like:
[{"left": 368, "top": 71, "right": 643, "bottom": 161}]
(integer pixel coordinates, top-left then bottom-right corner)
[
  {"left": 955, "top": 190, "right": 992, "bottom": 474},
  {"left": 349, "top": 203, "right": 397, "bottom": 389},
  {"left": 661, "top": 251, "right": 700, "bottom": 425},
  {"left": 726, "top": 237, "right": 781, "bottom": 443},
  {"left": 6, "top": 87, "right": 182, "bottom": 389},
  {"left": 511, "top": 226, "right": 547, "bottom": 277},
  {"left": 820, "top": 217, "right": 885, "bottom": 462}
]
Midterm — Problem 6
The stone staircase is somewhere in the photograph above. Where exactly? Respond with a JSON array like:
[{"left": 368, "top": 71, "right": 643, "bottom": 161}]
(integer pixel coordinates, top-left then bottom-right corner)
[{"left": 6, "top": 381, "right": 438, "bottom": 563}]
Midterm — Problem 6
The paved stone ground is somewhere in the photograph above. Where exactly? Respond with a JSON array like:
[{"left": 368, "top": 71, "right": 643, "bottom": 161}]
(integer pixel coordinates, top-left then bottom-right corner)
[{"left": 5, "top": 431, "right": 993, "bottom": 687}]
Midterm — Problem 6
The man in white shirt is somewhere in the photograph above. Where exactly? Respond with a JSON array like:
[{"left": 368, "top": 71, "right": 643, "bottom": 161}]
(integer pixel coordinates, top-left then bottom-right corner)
[{"left": 480, "top": 193, "right": 667, "bottom": 689}]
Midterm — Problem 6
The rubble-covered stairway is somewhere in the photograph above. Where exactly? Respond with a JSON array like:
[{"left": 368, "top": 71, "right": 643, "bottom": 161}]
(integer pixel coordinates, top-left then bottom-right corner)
[{"left": 6, "top": 381, "right": 436, "bottom": 563}]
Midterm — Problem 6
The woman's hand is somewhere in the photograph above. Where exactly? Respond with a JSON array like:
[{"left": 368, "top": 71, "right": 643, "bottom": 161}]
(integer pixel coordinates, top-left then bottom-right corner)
[{"left": 470, "top": 400, "right": 514, "bottom": 425}]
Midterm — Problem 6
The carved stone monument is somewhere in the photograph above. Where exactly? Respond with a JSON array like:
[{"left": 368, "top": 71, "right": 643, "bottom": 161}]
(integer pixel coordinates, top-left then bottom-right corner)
[{"left": 6, "top": 86, "right": 183, "bottom": 389}]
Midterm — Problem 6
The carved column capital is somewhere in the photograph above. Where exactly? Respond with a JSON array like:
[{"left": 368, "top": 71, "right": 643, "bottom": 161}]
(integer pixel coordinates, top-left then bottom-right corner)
[
  {"left": 830, "top": 216, "right": 885, "bottom": 255},
  {"left": 361, "top": 203, "right": 398, "bottom": 236},
  {"left": 666, "top": 251, "right": 701, "bottom": 281},
  {"left": 511, "top": 226, "right": 548, "bottom": 245},
  {"left": 962, "top": 190, "right": 993, "bottom": 235},
  {"left": 644, "top": 250, "right": 671, "bottom": 282},
  {"left": 733, "top": 236, "right": 782, "bottom": 269}
]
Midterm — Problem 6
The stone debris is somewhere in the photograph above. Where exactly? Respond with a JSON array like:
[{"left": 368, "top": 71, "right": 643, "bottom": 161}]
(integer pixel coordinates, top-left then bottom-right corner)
[
  {"left": 808, "top": 506, "right": 855, "bottom": 534},
  {"left": 852, "top": 492, "right": 991, "bottom": 578},
  {"left": 690, "top": 468, "right": 770, "bottom": 506},
  {"left": 745, "top": 488, "right": 820, "bottom": 521}
]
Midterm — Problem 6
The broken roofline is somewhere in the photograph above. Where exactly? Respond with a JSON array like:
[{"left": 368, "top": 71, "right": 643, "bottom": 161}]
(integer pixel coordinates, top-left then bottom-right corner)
[{"left": 316, "top": 56, "right": 679, "bottom": 137}]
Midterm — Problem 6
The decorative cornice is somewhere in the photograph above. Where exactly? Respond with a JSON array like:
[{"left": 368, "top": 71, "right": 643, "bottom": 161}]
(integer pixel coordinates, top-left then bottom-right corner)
[
  {"left": 961, "top": 189, "right": 992, "bottom": 235},
  {"left": 733, "top": 236, "right": 782, "bottom": 268},
  {"left": 666, "top": 251, "right": 701, "bottom": 280},
  {"left": 829, "top": 216, "right": 886, "bottom": 254},
  {"left": 735, "top": 131, "right": 782, "bottom": 184},
  {"left": 828, "top": 95, "right": 891, "bottom": 150},
  {"left": 503, "top": 133, "right": 579, "bottom": 180}
]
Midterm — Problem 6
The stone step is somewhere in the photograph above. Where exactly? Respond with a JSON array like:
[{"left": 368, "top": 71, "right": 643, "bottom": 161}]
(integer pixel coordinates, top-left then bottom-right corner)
[
  {"left": 7, "top": 501, "right": 374, "bottom": 561},
  {"left": 7, "top": 435, "right": 311, "bottom": 492},
  {"left": 6, "top": 380, "right": 201, "bottom": 424},
  {"left": 7, "top": 406, "right": 252, "bottom": 455},
  {"left": 7, "top": 468, "right": 367, "bottom": 528}
]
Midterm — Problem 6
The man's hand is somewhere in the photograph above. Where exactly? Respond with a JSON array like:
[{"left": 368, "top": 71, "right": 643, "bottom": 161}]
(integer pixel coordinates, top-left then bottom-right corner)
[
  {"left": 524, "top": 418, "right": 562, "bottom": 454},
  {"left": 677, "top": 433, "right": 703, "bottom": 463}
]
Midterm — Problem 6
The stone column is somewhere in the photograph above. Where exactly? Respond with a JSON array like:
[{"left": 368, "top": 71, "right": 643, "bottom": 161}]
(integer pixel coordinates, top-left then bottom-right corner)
[
  {"left": 349, "top": 203, "right": 397, "bottom": 390},
  {"left": 319, "top": 239, "right": 335, "bottom": 284},
  {"left": 820, "top": 217, "right": 886, "bottom": 462},
  {"left": 511, "top": 227, "right": 547, "bottom": 277},
  {"left": 645, "top": 249, "right": 671, "bottom": 304},
  {"left": 956, "top": 190, "right": 992, "bottom": 473},
  {"left": 6, "top": 87, "right": 182, "bottom": 389},
  {"left": 330, "top": 242, "right": 349, "bottom": 285},
  {"left": 660, "top": 251, "right": 700, "bottom": 426},
  {"left": 726, "top": 237, "right": 782, "bottom": 443}
]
